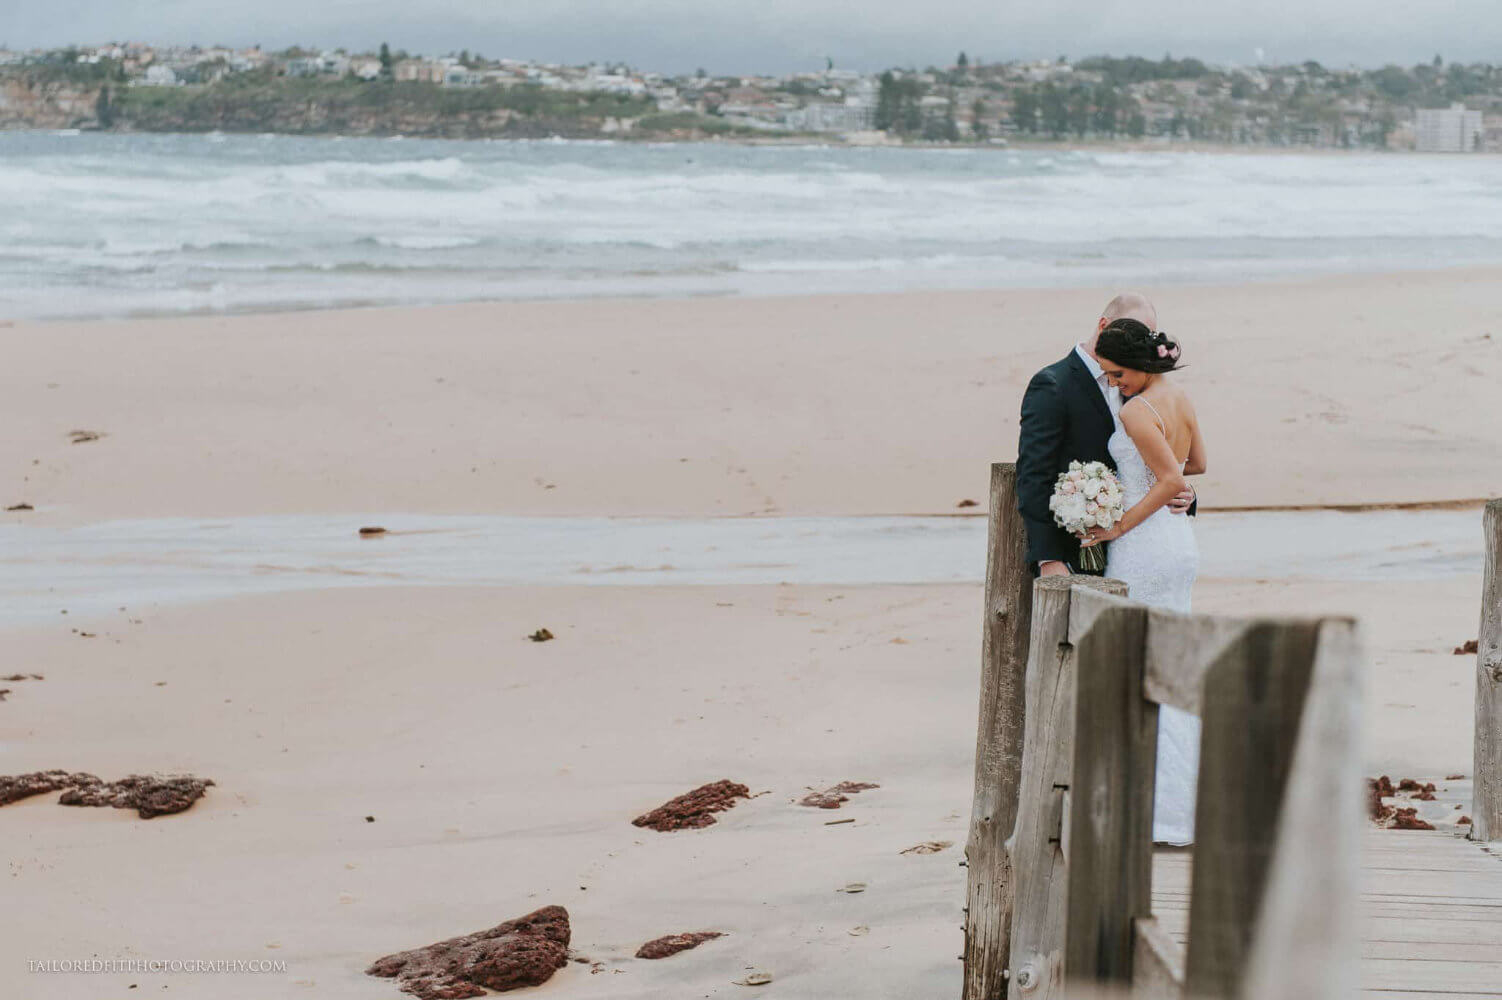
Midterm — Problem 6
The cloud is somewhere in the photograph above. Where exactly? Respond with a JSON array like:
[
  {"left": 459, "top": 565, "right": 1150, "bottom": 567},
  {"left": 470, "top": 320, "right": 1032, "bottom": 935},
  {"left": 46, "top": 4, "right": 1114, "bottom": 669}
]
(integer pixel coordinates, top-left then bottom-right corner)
[{"left": 7, "top": 0, "right": 1500, "bottom": 74}]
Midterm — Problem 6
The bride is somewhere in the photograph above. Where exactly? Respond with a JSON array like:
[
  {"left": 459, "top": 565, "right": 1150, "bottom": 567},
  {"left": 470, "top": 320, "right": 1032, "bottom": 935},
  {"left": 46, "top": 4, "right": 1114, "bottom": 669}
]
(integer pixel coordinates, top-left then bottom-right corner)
[{"left": 1078, "top": 318, "right": 1205, "bottom": 845}]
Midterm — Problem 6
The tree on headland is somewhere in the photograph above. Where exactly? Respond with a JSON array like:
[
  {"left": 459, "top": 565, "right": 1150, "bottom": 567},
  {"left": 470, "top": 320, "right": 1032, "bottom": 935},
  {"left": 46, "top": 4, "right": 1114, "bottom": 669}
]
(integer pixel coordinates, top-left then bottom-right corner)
[
  {"left": 1040, "top": 81, "right": 1069, "bottom": 137},
  {"left": 94, "top": 84, "right": 113, "bottom": 127},
  {"left": 972, "top": 97, "right": 987, "bottom": 140},
  {"left": 957, "top": 51, "right": 968, "bottom": 69},
  {"left": 875, "top": 71, "right": 924, "bottom": 135},
  {"left": 379, "top": 42, "right": 394, "bottom": 80},
  {"left": 1012, "top": 85, "right": 1038, "bottom": 133}
]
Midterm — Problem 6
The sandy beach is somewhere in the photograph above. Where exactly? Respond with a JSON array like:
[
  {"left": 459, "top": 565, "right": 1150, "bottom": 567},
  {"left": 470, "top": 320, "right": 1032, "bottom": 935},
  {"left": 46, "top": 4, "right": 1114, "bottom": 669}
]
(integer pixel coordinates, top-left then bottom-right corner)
[
  {"left": 0, "top": 573, "right": 1481, "bottom": 998},
  {"left": 1, "top": 270, "right": 1496, "bottom": 997},
  {"left": 3, "top": 268, "right": 1501, "bottom": 524}
]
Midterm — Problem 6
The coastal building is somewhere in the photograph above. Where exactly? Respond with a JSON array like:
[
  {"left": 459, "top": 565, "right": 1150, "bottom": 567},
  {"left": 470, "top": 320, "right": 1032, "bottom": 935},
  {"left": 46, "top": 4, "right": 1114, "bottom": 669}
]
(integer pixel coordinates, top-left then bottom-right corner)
[
  {"left": 787, "top": 101, "right": 875, "bottom": 133},
  {"left": 349, "top": 57, "right": 382, "bottom": 80},
  {"left": 443, "top": 65, "right": 484, "bottom": 87},
  {"left": 284, "top": 57, "right": 322, "bottom": 77},
  {"left": 141, "top": 65, "right": 178, "bottom": 86},
  {"left": 1415, "top": 103, "right": 1483, "bottom": 152},
  {"left": 395, "top": 59, "right": 447, "bottom": 84}
]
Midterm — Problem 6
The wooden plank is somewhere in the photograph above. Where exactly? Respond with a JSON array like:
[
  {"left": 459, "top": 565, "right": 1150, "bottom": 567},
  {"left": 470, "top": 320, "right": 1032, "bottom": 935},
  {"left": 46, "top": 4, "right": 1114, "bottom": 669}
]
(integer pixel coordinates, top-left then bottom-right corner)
[
  {"left": 1244, "top": 620, "right": 1363, "bottom": 1000},
  {"left": 1358, "top": 958, "right": 1502, "bottom": 993},
  {"left": 1067, "top": 585, "right": 1306, "bottom": 716},
  {"left": 1361, "top": 916, "right": 1502, "bottom": 945},
  {"left": 1359, "top": 940, "right": 1502, "bottom": 961},
  {"left": 1474, "top": 499, "right": 1502, "bottom": 843},
  {"left": 1360, "top": 900, "right": 1502, "bottom": 920},
  {"left": 1184, "top": 620, "right": 1323, "bottom": 999},
  {"left": 1065, "top": 585, "right": 1133, "bottom": 646},
  {"left": 1130, "top": 917, "right": 1185, "bottom": 1000},
  {"left": 1064, "top": 605, "right": 1157, "bottom": 989},
  {"left": 1141, "top": 609, "right": 1252, "bottom": 715},
  {"left": 1004, "top": 575, "right": 1125, "bottom": 1000},
  {"left": 1359, "top": 993, "right": 1502, "bottom": 999},
  {"left": 963, "top": 463, "right": 1033, "bottom": 1000}
]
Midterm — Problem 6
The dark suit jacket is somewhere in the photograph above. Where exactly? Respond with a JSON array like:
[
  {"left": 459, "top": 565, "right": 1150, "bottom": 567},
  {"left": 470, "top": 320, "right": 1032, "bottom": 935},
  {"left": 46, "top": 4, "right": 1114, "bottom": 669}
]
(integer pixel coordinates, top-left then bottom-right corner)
[{"left": 1016, "top": 350, "right": 1117, "bottom": 574}]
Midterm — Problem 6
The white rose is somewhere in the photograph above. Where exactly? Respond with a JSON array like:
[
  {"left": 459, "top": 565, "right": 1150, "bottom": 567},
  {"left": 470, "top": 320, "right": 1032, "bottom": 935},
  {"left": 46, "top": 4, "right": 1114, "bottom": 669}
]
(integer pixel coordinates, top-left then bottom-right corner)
[
  {"left": 1069, "top": 461, "right": 1083, "bottom": 472},
  {"left": 1082, "top": 479, "right": 1101, "bottom": 499},
  {"left": 1082, "top": 513, "right": 1098, "bottom": 528}
]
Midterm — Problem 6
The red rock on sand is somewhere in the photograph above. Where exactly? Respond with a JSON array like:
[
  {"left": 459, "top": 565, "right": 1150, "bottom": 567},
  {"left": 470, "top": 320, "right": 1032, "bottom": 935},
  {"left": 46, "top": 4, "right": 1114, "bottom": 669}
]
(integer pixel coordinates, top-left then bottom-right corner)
[
  {"left": 799, "top": 781, "right": 881, "bottom": 809},
  {"left": 57, "top": 774, "right": 214, "bottom": 818},
  {"left": 366, "top": 906, "right": 570, "bottom": 999},
  {"left": 1389, "top": 807, "right": 1435, "bottom": 831},
  {"left": 1455, "top": 639, "right": 1479, "bottom": 655},
  {"left": 632, "top": 780, "right": 750, "bottom": 832},
  {"left": 1460, "top": 815, "right": 1473, "bottom": 825},
  {"left": 635, "top": 931, "right": 724, "bottom": 960},
  {"left": 1366, "top": 778, "right": 1393, "bottom": 823},
  {"left": 0, "top": 770, "right": 87, "bottom": 806},
  {"left": 1372, "top": 775, "right": 1396, "bottom": 797}
]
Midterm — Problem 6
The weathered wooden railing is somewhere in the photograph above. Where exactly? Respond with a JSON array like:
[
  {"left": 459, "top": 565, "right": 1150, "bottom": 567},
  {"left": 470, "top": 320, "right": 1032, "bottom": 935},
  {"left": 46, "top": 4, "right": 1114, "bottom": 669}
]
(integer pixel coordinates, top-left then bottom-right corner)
[
  {"left": 1473, "top": 499, "right": 1502, "bottom": 842},
  {"left": 963, "top": 463, "right": 1363, "bottom": 1000}
]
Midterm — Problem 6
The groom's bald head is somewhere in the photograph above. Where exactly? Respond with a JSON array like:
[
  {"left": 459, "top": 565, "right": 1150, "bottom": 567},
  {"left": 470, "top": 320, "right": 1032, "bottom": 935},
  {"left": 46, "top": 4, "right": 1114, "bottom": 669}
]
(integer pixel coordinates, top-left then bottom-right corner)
[{"left": 1088, "top": 292, "right": 1157, "bottom": 352}]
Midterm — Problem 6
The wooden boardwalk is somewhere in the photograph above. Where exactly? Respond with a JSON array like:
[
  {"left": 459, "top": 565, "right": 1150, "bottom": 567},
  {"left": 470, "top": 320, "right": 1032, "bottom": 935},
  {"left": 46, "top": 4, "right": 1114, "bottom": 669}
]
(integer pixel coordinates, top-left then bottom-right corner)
[{"left": 1152, "top": 830, "right": 1502, "bottom": 998}]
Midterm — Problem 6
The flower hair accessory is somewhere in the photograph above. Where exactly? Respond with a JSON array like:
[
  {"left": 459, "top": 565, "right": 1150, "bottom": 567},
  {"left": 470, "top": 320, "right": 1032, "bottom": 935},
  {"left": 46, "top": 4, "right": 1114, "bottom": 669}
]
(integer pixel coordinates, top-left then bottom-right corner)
[{"left": 1157, "top": 344, "right": 1169, "bottom": 358}]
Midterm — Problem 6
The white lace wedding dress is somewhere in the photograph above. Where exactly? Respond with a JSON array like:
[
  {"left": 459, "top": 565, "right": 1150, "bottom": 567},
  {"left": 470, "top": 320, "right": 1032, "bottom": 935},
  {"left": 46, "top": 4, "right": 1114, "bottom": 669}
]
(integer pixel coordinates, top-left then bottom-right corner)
[{"left": 1104, "top": 399, "right": 1200, "bottom": 845}]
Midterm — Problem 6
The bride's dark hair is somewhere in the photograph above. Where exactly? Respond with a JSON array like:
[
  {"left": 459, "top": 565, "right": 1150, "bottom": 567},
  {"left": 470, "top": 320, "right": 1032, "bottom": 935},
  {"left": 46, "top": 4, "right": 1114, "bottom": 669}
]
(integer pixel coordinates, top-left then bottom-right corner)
[{"left": 1095, "top": 318, "right": 1183, "bottom": 374}]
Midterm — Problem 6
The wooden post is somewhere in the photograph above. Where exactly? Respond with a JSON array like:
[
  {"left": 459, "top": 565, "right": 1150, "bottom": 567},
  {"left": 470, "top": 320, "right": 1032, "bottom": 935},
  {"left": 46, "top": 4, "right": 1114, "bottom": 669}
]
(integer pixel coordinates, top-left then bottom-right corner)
[
  {"left": 1473, "top": 500, "right": 1502, "bottom": 842},
  {"left": 1242, "top": 619, "right": 1362, "bottom": 1000},
  {"left": 1184, "top": 621, "right": 1323, "bottom": 999},
  {"left": 1063, "top": 604, "right": 1156, "bottom": 989},
  {"left": 1006, "top": 576, "right": 1127, "bottom": 999},
  {"left": 964, "top": 463, "right": 1034, "bottom": 1000}
]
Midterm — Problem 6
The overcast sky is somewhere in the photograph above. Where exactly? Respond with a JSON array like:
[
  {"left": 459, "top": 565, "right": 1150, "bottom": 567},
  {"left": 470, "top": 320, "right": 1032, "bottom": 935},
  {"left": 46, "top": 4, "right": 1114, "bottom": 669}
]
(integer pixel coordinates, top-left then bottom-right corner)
[{"left": 9, "top": 1, "right": 1499, "bottom": 75}]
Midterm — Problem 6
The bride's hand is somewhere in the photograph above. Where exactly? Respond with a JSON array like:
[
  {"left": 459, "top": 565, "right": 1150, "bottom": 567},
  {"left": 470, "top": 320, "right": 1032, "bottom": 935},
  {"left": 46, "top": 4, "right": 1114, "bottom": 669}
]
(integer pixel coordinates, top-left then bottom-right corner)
[{"left": 1079, "top": 524, "right": 1124, "bottom": 548}]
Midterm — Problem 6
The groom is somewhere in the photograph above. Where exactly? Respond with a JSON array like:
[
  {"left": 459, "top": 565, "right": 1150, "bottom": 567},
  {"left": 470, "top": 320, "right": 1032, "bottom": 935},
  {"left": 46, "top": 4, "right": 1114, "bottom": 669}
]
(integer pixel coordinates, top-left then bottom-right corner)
[{"left": 1016, "top": 292, "right": 1196, "bottom": 577}]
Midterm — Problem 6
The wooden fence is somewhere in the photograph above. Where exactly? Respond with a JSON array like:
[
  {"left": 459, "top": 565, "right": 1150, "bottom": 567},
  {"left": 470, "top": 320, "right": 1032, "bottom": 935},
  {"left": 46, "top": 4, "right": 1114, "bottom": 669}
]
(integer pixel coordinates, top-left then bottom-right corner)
[
  {"left": 963, "top": 463, "right": 1364, "bottom": 1000},
  {"left": 1473, "top": 499, "right": 1502, "bottom": 843}
]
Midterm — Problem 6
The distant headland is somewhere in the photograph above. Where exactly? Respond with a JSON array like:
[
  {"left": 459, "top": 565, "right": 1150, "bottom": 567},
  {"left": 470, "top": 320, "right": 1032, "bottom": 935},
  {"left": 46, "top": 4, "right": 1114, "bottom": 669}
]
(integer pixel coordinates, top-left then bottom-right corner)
[{"left": 1, "top": 43, "right": 1497, "bottom": 150}]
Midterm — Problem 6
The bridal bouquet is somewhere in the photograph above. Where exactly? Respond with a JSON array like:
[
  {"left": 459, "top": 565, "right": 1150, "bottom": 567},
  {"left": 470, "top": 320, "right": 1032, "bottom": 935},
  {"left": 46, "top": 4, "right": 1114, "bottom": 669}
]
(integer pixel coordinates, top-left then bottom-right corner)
[{"left": 1049, "top": 461, "right": 1125, "bottom": 572}]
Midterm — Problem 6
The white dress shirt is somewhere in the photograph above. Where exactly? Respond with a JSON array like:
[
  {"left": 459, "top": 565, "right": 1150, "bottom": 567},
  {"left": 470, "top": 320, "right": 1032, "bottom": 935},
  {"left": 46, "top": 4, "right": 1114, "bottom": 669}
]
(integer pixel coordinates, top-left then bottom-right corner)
[{"left": 1075, "top": 343, "right": 1122, "bottom": 416}]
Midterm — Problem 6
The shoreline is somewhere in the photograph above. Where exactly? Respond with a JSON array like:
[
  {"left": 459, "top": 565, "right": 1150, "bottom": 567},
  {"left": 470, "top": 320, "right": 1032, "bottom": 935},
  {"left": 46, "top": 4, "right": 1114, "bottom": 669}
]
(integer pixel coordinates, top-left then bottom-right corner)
[
  {"left": 9, "top": 126, "right": 1483, "bottom": 157},
  {"left": 12, "top": 260, "right": 1502, "bottom": 329}
]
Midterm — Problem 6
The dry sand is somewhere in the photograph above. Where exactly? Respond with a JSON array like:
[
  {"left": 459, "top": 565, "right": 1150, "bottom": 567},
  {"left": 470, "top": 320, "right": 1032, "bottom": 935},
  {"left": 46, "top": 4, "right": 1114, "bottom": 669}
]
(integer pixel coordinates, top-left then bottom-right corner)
[
  {"left": 0, "top": 574, "right": 1480, "bottom": 998},
  {"left": 3, "top": 268, "right": 1500, "bottom": 524}
]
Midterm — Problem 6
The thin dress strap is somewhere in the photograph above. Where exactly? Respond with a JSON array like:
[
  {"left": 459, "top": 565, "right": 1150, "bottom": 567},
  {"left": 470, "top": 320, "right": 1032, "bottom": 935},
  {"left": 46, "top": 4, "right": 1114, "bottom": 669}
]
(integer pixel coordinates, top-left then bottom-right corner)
[{"left": 1136, "top": 396, "right": 1167, "bottom": 436}]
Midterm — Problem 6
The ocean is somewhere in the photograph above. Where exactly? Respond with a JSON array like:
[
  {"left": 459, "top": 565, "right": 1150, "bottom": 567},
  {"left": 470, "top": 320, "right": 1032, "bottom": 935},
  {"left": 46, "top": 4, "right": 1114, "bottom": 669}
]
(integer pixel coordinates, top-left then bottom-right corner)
[{"left": 6, "top": 131, "right": 1502, "bottom": 320}]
